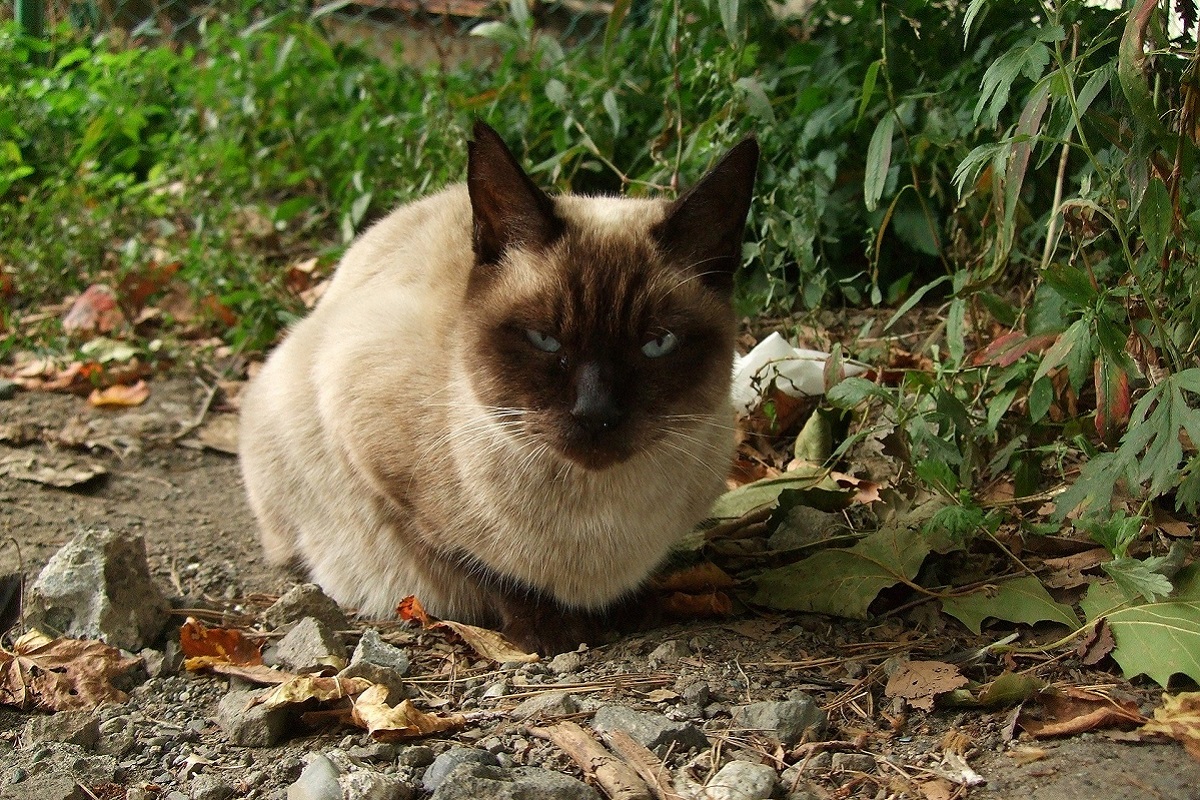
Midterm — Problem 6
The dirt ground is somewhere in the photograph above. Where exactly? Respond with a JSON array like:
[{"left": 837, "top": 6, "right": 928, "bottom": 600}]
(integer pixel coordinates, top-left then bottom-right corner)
[{"left": 1, "top": 378, "right": 1198, "bottom": 799}]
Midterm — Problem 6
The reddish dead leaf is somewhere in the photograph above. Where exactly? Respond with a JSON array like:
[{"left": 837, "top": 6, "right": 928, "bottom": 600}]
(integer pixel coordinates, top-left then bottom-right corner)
[
  {"left": 1142, "top": 692, "right": 1200, "bottom": 762},
  {"left": 1076, "top": 619, "right": 1116, "bottom": 666},
  {"left": 654, "top": 562, "right": 736, "bottom": 593},
  {"left": 396, "top": 595, "right": 433, "bottom": 627},
  {"left": 1041, "top": 547, "right": 1109, "bottom": 589},
  {"left": 200, "top": 296, "right": 238, "bottom": 329},
  {"left": 62, "top": 284, "right": 124, "bottom": 335},
  {"left": 884, "top": 660, "right": 969, "bottom": 712},
  {"left": 351, "top": 683, "right": 470, "bottom": 741},
  {"left": 118, "top": 260, "right": 181, "bottom": 313},
  {"left": 1017, "top": 688, "right": 1146, "bottom": 737},
  {"left": 0, "top": 630, "right": 141, "bottom": 711},
  {"left": 180, "top": 617, "right": 263, "bottom": 670},
  {"left": 88, "top": 380, "right": 150, "bottom": 408},
  {"left": 1094, "top": 356, "right": 1131, "bottom": 441},
  {"left": 661, "top": 590, "right": 733, "bottom": 618},
  {"left": 970, "top": 331, "right": 1058, "bottom": 367},
  {"left": 285, "top": 257, "right": 320, "bottom": 294}
]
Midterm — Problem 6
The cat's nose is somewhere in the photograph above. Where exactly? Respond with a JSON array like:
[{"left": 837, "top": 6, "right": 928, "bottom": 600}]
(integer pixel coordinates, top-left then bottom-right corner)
[{"left": 571, "top": 363, "right": 622, "bottom": 433}]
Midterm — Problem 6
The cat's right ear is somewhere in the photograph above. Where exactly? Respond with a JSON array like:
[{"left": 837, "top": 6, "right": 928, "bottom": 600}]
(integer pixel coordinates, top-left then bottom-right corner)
[{"left": 467, "top": 122, "right": 563, "bottom": 266}]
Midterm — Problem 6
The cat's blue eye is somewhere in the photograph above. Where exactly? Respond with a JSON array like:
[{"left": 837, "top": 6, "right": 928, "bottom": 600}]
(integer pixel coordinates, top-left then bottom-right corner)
[
  {"left": 641, "top": 331, "right": 678, "bottom": 358},
  {"left": 525, "top": 329, "right": 562, "bottom": 353}
]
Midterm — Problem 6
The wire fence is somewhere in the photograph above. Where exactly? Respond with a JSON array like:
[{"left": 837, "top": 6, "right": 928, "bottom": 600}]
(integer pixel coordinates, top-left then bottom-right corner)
[{"left": 8, "top": 0, "right": 614, "bottom": 68}]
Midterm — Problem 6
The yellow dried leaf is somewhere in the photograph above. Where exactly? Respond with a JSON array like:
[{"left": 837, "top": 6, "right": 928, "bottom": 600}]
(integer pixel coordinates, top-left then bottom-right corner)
[
  {"left": 88, "top": 380, "right": 150, "bottom": 407},
  {"left": 258, "top": 674, "right": 373, "bottom": 710},
  {"left": 0, "top": 630, "right": 141, "bottom": 711},
  {"left": 437, "top": 620, "right": 538, "bottom": 663},
  {"left": 351, "top": 683, "right": 469, "bottom": 741},
  {"left": 1142, "top": 692, "right": 1200, "bottom": 762}
]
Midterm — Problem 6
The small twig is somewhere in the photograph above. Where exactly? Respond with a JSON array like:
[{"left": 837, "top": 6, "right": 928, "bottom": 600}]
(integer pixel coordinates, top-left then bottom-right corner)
[
  {"left": 172, "top": 379, "right": 221, "bottom": 442},
  {"left": 601, "top": 729, "right": 687, "bottom": 800},
  {"left": 530, "top": 721, "right": 652, "bottom": 800}
]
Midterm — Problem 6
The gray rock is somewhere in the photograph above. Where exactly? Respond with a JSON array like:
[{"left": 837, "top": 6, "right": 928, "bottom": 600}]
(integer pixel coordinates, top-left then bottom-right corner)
[
  {"left": 287, "top": 755, "right": 341, "bottom": 800},
  {"left": 422, "top": 748, "right": 499, "bottom": 793},
  {"left": 396, "top": 745, "right": 435, "bottom": 768},
  {"left": 704, "top": 761, "right": 778, "bottom": 800},
  {"left": 274, "top": 617, "right": 348, "bottom": 673},
  {"left": 0, "top": 379, "right": 16, "bottom": 401},
  {"left": 781, "top": 751, "right": 832, "bottom": 781},
  {"left": 733, "top": 697, "right": 827, "bottom": 746},
  {"left": 648, "top": 639, "right": 690, "bottom": 666},
  {"left": 430, "top": 764, "right": 600, "bottom": 800},
  {"left": 190, "top": 774, "right": 236, "bottom": 800},
  {"left": 0, "top": 770, "right": 81, "bottom": 800},
  {"left": 591, "top": 705, "right": 708, "bottom": 755},
  {"left": 340, "top": 770, "right": 414, "bottom": 800},
  {"left": 676, "top": 677, "right": 711, "bottom": 706},
  {"left": 24, "top": 711, "right": 100, "bottom": 749},
  {"left": 27, "top": 529, "right": 170, "bottom": 651},
  {"left": 547, "top": 650, "right": 583, "bottom": 674},
  {"left": 344, "top": 742, "right": 397, "bottom": 763},
  {"left": 512, "top": 691, "right": 580, "bottom": 721},
  {"left": 216, "top": 689, "right": 290, "bottom": 747},
  {"left": 141, "top": 638, "right": 184, "bottom": 678},
  {"left": 338, "top": 629, "right": 409, "bottom": 703},
  {"left": 265, "top": 584, "right": 349, "bottom": 635},
  {"left": 831, "top": 753, "right": 875, "bottom": 773}
]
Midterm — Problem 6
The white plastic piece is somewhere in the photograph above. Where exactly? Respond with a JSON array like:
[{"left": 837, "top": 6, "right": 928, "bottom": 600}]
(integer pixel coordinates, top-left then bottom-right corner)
[{"left": 731, "top": 332, "right": 870, "bottom": 413}]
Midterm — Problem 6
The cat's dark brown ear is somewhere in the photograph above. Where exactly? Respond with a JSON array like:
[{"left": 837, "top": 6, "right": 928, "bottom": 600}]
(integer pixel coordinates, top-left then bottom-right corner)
[
  {"left": 652, "top": 137, "right": 759, "bottom": 293},
  {"left": 467, "top": 122, "right": 563, "bottom": 266}
]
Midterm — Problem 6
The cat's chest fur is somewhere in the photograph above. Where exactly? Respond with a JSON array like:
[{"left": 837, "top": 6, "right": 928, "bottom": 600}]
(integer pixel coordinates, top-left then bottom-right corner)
[{"left": 239, "top": 124, "right": 758, "bottom": 653}]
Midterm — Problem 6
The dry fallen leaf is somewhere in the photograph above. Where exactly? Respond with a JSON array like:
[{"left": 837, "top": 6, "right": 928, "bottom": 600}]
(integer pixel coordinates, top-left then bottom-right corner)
[
  {"left": 88, "top": 380, "right": 150, "bottom": 408},
  {"left": 396, "top": 595, "right": 433, "bottom": 627},
  {"left": 654, "top": 562, "right": 736, "bottom": 593},
  {"left": 1141, "top": 692, "right": 1200, "bottom": 762},
  {"left": 180, "top": 617, "right": 263, "bottom": 670},
  {"left": 0, "top": 630, "right": 141, "bottom": 711},
  {"left": 257, "top": 674, "right": 373, "bottom": 711},
  {"left": 351, "top": 683, "right": 471, "bottom": 741},
  {"left": 885, "top": 660, "right": 969, "bottom": 712},
  {"left": 194, "top": 414, "right": 239, "bottom": 455},
  {"left": 0, "top": 454, "right": 106, "bottom": 488},
  {"left": 62, "top": 284, "right": 123, "bottom": 335},
  {"left": 1017, "top": 687, "right": 1146, "bottom": 737},
  {"left": 436, "top": 620, "right": 539, "bottom": 663},
  {"left": 661, "top": 591, "right": 733, "bottom": 618},
  {"left": 1076, "top": 618, "right": 1116, "bottom": 666}
]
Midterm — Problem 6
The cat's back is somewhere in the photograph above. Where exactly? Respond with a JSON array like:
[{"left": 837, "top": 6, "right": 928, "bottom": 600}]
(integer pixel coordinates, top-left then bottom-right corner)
[{"left": 319, "top": 184, "right": 475, "bottom": 308}]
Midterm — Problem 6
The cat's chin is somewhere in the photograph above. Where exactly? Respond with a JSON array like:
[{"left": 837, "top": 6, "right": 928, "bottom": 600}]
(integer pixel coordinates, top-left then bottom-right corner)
[{"left": 558, "top": 443, "right": 636, "bottom": 471}]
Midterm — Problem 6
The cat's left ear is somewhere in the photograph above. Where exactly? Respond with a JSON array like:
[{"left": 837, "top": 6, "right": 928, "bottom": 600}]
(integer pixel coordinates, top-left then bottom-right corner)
[
  {"left": 652, "top": 137, "right": 759, "bottom": 293},
  {"left": 467, "top": 122, "right": 563, "bottom": 266}
]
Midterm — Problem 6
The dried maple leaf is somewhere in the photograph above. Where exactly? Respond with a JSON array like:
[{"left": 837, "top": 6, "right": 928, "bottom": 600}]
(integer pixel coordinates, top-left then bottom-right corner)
[
  {"left": 395, "top": 595, "right": 433, "bottom": 627},
  {"left": 0, "top": 630, "right": 141, "bottom": 711},
  {"left": 257, "top": 674, "right": 373, "bottom": 711},
  {"left": 351, "top": 683, "right": 470, "bottom": 741},
  {"left": 180, "top": 617, "right": 263, "bottom": 670},
  {"left": 1076, "top": 618, "right": 1116, "bottom": 666},
  {"left": 884, "top": 660, "right": 969, "bottom": 712},
  {"left": 1017, "top": 687, "right": 1146, "bottom": 737},
  {"left": 88, "top": 380, "right": 150, "bottom": 408},
  {"left": 436, "top": 620, "right": 538, "bottom": 663}
]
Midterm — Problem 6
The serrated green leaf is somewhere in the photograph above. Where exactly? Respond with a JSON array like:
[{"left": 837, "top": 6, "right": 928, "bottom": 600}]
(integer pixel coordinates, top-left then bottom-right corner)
[
  {"left": 1042, "top": 263, "right": 1098, "bottom": 308},
  {"left": 1103, "top": 557, "right": 1174, "bottom": 603},
  {"left": 975, "top": 41, "right": 1050, "bottom": 125},
  {"left": 826, "top": 376, "right": 889, "bottom": 408},
  {"left": 1081, "top": 511, "right": 1143, "bottom": 559},
  {"left": 941, "top": 575, "right": 1079, "bottom": 634},
  {"left": 753, "top": 524, "right": 928, "bottom": 617},
  {"left": 1080, "top": 565, "right": 1200, "bottom": 686},
  {"left": 864, "top": 113, "right": 895, "bottom": 213}
]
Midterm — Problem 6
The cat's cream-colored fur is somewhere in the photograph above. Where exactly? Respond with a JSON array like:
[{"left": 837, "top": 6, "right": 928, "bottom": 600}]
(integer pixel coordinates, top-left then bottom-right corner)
[{"left": 239, "top": 184, "right": 736, "bottom": 623}]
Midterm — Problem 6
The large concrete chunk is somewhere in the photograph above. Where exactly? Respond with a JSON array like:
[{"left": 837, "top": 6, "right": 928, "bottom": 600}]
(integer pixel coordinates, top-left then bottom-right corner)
[{"left": 27, "top": 529, "right": 170, "bottom": 651}]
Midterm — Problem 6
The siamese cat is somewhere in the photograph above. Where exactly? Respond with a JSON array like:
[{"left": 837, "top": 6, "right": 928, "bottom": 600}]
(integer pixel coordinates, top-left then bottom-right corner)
[{"left": 239, "top": 123, "right": 758, "bottom": 654}]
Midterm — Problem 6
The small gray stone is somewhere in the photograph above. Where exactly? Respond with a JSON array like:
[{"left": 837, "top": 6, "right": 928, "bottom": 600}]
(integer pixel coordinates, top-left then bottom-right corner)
[
  {"left": 0, "top": 379, "right": 17, "bottom": 400},
  {"left": 733, "top": 698, "right": 827, "bottom": 746},
  {"left": 216, "top": 689, "right": 290, "bottom": 747},
  {"left": 422, "top": 748, "right": 499, "bottom": 793},
  {"left": 648, "top": 639, "right": 690, "bottom": 666},
  {"left": 781, "top": 752, "right": 832, "bottom": 783},
  {"left": 274, "top": 617, "right": 348, "bottom": 673},
  {"left": 512, "top": 691, "right": 580, "bottom": 721},
  {"left": 396, "top": 745, "right": 435, "bottom": 768},
  {"left": 24, "top": 711, "right": 100, "bottom": 749},
  {"left": 704, "top": 761, "right": 778, "bottom": 800},
  {"left": 27, "top": 529, "right": 170, "bottom": 651},
  {"left": 141, "top": 638, "right": 184, "bottom": 678},
  {"left": 344, "top": 742, "right": 396, "bottom": 763},
  {"left": 676, "top": 678, "right": 710, "bottom": 706},
  {"left": 591, "top": 705, "right": 708, "bottom": 755},
  {"left": 339, "top": 770, "right": 414, "bottom": 800},
  {"left": 430, "top": 764, "right": 599, "bottom": 800},
  {"left": 287, "top": 755, "right": 341, "bottom": 800},
  {"left": 190, "top": 774, "right": 236, "bottom": 800},
  {"left": 481, "top": 679, "right": 508, "bottom": 699},
  {"left": 338, "top": 629, "right": 409, "bottom": 703},
  {"left": 265, "top": 584, "right": 349, "bottom": 635},
  {"left": 547, "top": 650, "right": 583, "bottom": 674},
  {"left": 831, "top": 753, "right": 875, "bottom": 773}
]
